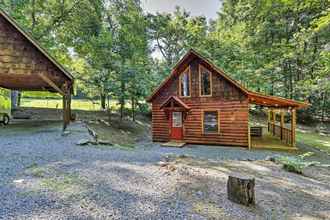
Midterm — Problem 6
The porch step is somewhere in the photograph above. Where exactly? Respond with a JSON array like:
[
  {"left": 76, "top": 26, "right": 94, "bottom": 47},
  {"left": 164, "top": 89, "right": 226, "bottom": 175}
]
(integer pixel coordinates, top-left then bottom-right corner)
[{"left": 161, "top": 141, "right": 186, "bottom": 148}]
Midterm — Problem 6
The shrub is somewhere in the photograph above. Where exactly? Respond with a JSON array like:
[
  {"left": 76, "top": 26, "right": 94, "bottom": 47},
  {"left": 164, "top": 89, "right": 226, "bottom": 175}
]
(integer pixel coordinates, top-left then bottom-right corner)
[{"left": 275, "top": 152, "right": 320, "bottom": 174}]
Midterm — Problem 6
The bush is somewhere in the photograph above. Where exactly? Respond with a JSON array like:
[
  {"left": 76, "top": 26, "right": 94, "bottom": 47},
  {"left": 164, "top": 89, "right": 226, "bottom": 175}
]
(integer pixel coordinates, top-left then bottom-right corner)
[{"left": 275, "top": 152, "right": 320, "bottom": 174}]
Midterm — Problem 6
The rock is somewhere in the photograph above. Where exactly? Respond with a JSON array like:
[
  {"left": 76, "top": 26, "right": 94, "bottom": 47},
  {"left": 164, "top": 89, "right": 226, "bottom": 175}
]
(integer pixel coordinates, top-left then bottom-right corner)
[
  {"left": 167, "top": 164, "right": 177, "bottom": 172},
  {"left": 265, "top": 156, "right": 276, "bottom": 162},
  {"left": 158, "top": 161, "right": 168, "bottom": 167},
  {"left": 97, "top": 139, "right": 112, "bottom": 145},
  {"left": 227, "top": 175, "right": 255, "bottom": 206},
  {"left": 76, "top": 139, "right": 91, "bottom": 146},
  {"left": 61, "top": 131, "right": 71, "bottom": 136},
  {"left": 13, "top": 179, "right": 25, "bottom": 184}
]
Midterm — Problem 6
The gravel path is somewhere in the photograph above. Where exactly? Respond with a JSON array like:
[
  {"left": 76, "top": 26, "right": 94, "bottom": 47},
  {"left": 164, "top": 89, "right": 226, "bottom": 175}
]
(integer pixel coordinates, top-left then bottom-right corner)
[{"left": 0, "top": 121, "right": 326, "bottom": 219}]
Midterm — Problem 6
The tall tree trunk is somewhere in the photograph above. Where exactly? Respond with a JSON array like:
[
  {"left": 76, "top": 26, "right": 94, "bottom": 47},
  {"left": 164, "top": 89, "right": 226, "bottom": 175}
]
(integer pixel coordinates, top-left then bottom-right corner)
[
  {"left": 321, "top": 92, "right": 327, "bottom": 122},
  {"left": 131, "top": 96, "right": 135, "bottom": 122},
  {"left": 120, "top": 79, "right": 125, "bottom": 121},
  {"left": 106, "top": 94, "right": 111, "bottom": 123},
  {"left": 100, "top": 93, "right": 106, "bottom": 110},
  {"left": 17, "top": 91, "right": 22, "bottom": 107}
]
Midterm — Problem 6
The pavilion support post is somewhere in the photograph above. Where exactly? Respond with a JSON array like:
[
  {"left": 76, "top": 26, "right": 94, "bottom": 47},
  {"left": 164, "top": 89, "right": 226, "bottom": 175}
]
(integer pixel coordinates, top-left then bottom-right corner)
[
  {"left": 291, "top": 108, "right": 296, "bottom": 147},
  {"left": 280, "top": 110, "right": 285, "bottom": 140},
  {"left": 62, "top": 92, "right": 71, "bottom": 131},
  {"left": 267, "top": 109, "right": 271, "bottom": 132},
  {"left": 272, "top": 110, "right": 276, "bottom": 136}
]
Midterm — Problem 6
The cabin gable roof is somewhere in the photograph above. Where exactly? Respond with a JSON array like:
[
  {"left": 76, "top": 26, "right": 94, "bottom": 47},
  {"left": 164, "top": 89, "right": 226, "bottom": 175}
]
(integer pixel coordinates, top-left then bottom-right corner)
[
  {"left": 147, "top": 49, "right": 309, "bottom": 109},
  {"left": 147, "top": 49, "right": 248, "bottom": 102}
]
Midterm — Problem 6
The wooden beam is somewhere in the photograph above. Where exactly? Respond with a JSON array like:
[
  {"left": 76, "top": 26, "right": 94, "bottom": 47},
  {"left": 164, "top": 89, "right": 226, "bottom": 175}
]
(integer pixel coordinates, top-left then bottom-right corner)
[
  {"left": 38, "top": 73, "right": 65, "bottom": 96},
  {"left": 291, "top": 109, "right": 296, "bottom": 147}
]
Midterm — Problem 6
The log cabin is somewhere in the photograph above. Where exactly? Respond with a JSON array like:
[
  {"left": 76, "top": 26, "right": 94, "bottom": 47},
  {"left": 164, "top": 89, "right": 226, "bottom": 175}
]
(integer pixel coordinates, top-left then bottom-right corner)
[
  {"left": 0, "top": 8, "right": 74, "bottom": 129},
  {"left": 147, "top": 49, "right": 309, "bottom": 148}
]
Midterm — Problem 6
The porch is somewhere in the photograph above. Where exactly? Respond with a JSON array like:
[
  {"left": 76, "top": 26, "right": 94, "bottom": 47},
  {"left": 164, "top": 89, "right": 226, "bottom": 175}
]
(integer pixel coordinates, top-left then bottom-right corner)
[
  {"left": 250, "top": 126, "right": 298, "bottom": 151},
  {"left": 247, "top": 91, "right": 309, "bottom": 150}
]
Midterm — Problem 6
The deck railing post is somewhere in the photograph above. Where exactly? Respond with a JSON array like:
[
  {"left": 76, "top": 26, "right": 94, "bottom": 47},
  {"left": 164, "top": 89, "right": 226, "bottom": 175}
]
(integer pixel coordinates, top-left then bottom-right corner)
[
  {"left": 271, "top": 110, "right": 276, "bottom": 136},
  {"left": 291, "top": 108, "right": 296, "bottom": 147},
  {"left": 280, "top": 110, "right": 284, "bottom": 140}
]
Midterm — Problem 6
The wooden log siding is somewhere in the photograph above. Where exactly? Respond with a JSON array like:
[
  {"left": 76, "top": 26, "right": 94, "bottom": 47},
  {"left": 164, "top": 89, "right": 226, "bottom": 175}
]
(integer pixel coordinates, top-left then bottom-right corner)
[{"left": 151, "top": 57, "right": 249, "bottom": 146}]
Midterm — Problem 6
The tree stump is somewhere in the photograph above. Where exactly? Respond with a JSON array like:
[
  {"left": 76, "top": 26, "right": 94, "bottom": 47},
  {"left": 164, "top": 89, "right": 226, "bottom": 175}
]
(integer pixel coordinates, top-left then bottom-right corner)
[{"left": 227, "top": 175, "right": 255, "bottom": 206}]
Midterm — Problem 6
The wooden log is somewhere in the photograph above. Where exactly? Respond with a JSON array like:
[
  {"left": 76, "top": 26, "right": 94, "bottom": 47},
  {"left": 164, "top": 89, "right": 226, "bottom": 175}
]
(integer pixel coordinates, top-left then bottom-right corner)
[{"left": 227, "top": 175, "right": 255, "bottom": 206}]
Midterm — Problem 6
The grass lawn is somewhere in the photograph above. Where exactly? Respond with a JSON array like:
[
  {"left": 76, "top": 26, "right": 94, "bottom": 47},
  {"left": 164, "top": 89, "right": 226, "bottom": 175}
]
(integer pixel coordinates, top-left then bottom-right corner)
[
  {"left": 21, "top": 98, "right": 103, "bottom": 111},
  {"left": 297, "top": 131, "right": 330, "bottom": 154},
  {"left": 21, "top": 98, "right": 134, "bottom": 111}
]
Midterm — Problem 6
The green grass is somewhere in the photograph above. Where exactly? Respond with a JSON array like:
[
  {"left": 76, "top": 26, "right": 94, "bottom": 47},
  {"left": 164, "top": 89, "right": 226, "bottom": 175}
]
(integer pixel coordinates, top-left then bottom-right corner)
[
  {"left": 21, "top": 98, "right": 103, "bottom": 111},
  {"left": 40, "top": 174, "right": 84, "bottom": 193},
  {"left": 297, "top": 131, "right": 330, "bottom": 154},
  {"left": 20, "top": 98, "right": 134, "bottom": 111}
]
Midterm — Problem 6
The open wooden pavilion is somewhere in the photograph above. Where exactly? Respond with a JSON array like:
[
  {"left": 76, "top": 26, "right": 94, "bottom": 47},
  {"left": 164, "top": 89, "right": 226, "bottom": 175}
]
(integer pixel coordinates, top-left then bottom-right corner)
[
  {"left": 248, "top": 91, "right": 309, "bottom": 150},
  {"left": 0, "top": 9, "right": 74, "bottom": 129}
]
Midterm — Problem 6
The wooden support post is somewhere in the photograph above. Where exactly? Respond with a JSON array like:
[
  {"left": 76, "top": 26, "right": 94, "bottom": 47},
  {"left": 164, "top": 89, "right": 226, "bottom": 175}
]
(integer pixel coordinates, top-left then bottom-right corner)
[
  {"left": 272, "top": 110, "right": 276, "bottom": 136},
  {"left": 291, "top": 108, "right": 296, "bottom": 147},
  {"left": 248, "top": 126, "right": 251, "bottom": 150},
  {"left": 248, "top": 104, "right": 251, "bottom": 150},
  {"left": 62, "top": 92, "right": 71, "bottom": 131},
  {"left": 280, "top": 110, "right": 285, "bottom": 140},
  {"left": 267, "top": 109, "right": 271, "bottom": 132}
]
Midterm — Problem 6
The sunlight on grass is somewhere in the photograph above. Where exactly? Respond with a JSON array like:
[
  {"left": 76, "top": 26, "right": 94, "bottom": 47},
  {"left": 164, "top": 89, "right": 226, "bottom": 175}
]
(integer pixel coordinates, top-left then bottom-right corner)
[
  {"left": 297, "top": 131, "right": 330, "bottom": 154},
  {"left": 21, "top": 98, "right": 134, "bottom": 111},
  {"left": 21, "top": 98, "right": 103, "bottom": 110}
]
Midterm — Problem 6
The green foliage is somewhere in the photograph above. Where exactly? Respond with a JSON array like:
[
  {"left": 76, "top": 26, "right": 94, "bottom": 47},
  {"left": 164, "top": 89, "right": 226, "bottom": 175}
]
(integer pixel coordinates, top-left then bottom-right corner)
[
  {"left": 1, "top": 0, "right": 329, "bottom": 121},
  {"left": 276, "top": 152, "right": 320, "bottom": 174},
  {"left": 0, "top": 88, "right": 11, "bottom": 113}
]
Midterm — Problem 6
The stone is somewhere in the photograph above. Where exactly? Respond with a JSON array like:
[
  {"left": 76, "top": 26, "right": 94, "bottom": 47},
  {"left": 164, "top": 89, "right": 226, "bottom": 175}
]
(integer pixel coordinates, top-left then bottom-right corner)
[
  {"left": 227, "top": 175, "right": 255, "bottom": 206},
  {"left": 76, "top": 139, "right": 91, "bottom": 146},
  {"left": 158, "top": 161, "right": 168, "bottom": 167},
  {"left": 61, "top": 131, "right": 71, "bottom": 136},
  {"left": 97, "top": 139, "right": 113, "bottom": 145}
]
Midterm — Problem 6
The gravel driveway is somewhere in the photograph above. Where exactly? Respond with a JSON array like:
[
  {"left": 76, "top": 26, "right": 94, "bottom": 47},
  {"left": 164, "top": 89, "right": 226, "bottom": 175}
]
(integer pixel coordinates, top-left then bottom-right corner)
[{"left": 0, "top": 121, "right": 326, "bottom": 219}]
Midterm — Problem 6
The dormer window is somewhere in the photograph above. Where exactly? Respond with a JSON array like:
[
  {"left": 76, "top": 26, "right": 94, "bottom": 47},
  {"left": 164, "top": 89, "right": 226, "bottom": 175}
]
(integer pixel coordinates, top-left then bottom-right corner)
[
  {"left": 199, "top": 65, "right": 212, "bottom": 96},
  {"left": 179, "top": 67, "right": 191, "bottom": 97}
]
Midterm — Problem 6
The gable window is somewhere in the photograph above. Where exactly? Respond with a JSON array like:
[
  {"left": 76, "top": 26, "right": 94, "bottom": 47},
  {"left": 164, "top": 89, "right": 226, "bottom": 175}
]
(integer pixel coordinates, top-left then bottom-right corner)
[
  {"left": 199, "top": 65, "right": 212, "bottom": 96},
  {"left": 203, "top": 110, "right": 219, "bottom": 134},
  {"left": 179, "top": 67, "right": 191, "bottom": 97}
]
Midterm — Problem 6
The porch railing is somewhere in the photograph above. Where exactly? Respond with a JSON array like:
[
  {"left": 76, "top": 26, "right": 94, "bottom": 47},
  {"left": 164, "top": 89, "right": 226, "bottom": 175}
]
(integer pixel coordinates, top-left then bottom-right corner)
[{"left": 268, "top": 122, "right": 292, "bottom": 145}]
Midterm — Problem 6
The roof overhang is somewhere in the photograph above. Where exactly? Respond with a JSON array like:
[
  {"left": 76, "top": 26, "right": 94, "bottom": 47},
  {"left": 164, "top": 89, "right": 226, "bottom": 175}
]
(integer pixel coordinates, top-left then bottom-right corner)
[
  {"left": 248, "top": 91, "right": 310, "bottom": 109},
  {"left": 0, "top": 8, "right": 74, "bottom": 82},
  {"left": 160, "top": 96, "right": 191, "bottom": 111}
]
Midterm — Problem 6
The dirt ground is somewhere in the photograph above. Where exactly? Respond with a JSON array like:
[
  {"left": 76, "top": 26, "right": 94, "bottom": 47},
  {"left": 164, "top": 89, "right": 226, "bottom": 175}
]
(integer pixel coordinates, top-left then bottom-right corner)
[{"left": 165, "top": 156, "right": 330, "bottom": 220}]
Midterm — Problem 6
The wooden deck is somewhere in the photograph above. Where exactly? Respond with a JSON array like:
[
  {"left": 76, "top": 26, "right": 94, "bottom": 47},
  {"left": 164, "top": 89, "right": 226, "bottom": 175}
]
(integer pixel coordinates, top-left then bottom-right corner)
[{"left": 251, "top": 130, "right": 298, "bottom": 151}]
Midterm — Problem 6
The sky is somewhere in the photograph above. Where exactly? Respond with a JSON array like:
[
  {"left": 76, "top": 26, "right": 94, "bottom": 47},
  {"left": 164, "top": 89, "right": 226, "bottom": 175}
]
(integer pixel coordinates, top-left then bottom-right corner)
[{"left": 141, "top": 0, "right": 222, "bottom": 20}]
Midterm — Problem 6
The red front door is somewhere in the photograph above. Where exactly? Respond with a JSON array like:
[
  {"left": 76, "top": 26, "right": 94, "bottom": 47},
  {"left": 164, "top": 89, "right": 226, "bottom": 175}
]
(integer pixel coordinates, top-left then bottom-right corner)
[{"left": 170, "top": 111, "right": 183, "bottom": 140}]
